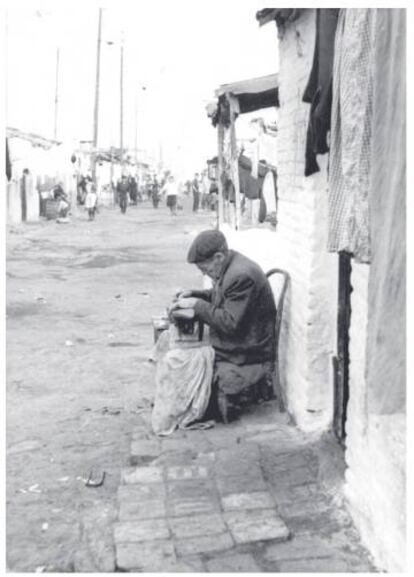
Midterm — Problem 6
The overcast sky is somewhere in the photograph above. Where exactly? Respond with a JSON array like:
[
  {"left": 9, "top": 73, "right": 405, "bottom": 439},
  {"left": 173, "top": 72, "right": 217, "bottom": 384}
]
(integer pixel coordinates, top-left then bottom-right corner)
[{"left": 5, "top": 0, "right": 279, "bottom": 177}]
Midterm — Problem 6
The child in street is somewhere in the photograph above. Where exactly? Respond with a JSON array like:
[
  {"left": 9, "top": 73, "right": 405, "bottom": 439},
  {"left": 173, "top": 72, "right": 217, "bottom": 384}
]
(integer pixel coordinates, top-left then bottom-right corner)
[{"left": 85, "top": 182, "right": 98, "bottom": 221}]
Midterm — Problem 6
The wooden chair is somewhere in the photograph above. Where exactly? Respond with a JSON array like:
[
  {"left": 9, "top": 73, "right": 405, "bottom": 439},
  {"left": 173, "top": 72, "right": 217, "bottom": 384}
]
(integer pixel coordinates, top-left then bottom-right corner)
[{"left": 217, "top": 267, "right": 290, "bottom": 423}]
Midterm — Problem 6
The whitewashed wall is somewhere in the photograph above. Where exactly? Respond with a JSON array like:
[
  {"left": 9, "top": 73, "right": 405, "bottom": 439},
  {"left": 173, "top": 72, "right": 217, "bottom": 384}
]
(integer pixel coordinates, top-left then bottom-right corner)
[
  {"left": 224, "top": 10, "right": 338, "bottom": 432},
  {"left": 7, "top": 179, "right": 22, "bottom": 224},
  {"left": 343, "top": 263, "right": 405, "bottom": 572},
  {"left": 220, "top": 8, "right": 405, "bottom": 572}
]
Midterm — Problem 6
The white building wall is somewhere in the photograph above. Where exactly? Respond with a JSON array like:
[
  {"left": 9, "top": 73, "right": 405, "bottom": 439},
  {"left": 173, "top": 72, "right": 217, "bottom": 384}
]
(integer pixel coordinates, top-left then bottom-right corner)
[
  {"left": 223, "top": 9, "right": 338, "bottom": 433},
  {"left": 344, "top": 262, "right": 405, "bottom": 573},
  {"left": 270, "top": 10, "right": 338, "bottom": 431},
  {"left": 225, "top": 9, "right": 406, "bottom": 572},
  {"left": 24, "top": 174, "right": 40, "bottom": 222},
  {"left": 7, "top": 179, "right": 22, "bottom": 224}
]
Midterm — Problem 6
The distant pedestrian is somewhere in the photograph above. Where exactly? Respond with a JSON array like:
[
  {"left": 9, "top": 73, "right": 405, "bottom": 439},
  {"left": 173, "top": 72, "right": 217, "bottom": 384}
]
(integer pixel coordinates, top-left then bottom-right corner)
[
  {"left": 146, "top": 179, "right": 152, "bottom": 200},
  {"left": 116, "top": 174, "right": 130, "bottom": 214},
  {"left": 85, "top": 182, "right": 98, "bottom": 221},
  {"left": 129, "top": 176, "right": 138, "bottom": 205},
  {"left": 163, "top": 175, "right": 179, "bottom": 215},
  {"left": 77, "top": 175, "right": 87, "bottom": 205},
  {"left": 192, "top": 173, "right": 200, "bottom": 212},
  {"left": 200, "top": 171, "right": 209, "bottom": 210},
  {"left": 152, "top": 177, "right": 161, "bottom": 209},
  {"left": 53, "top": 182, "right": 70, "bottom": 218},
  {"left": 209, "top": 180, "right": 219, "bottom": 211}
]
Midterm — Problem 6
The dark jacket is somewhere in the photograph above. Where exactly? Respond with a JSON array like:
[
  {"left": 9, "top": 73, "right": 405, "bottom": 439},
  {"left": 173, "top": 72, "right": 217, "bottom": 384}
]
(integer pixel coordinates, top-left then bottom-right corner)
[
  {"left": 302, "top": 8, "right": 339, "bottom": 177},
  {"left": 192, "top": 250, "right": 276, "bottom": 365},
  {"left": 116, "top": 179, "right": 130, "bottom": 195}
]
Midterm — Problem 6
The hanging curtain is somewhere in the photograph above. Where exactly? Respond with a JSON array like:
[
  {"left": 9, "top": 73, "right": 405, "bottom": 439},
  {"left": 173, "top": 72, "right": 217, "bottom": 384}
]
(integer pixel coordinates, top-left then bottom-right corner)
[{"left": 327, "top": 9, "right": 376, "bottom": 263}]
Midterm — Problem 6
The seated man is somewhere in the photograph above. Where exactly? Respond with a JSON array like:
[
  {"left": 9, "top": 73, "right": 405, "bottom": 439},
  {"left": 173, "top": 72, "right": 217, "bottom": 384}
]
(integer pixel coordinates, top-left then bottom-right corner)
[
  {"left": 173, "top": 229, "right": 276, "bottom": 422},
  {"left": 53, "top": 183, "right": 70, "bottom": 218}
]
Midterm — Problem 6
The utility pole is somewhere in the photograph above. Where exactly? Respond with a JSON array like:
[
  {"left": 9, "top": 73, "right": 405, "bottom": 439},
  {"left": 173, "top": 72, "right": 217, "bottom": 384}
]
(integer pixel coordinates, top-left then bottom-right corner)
[
  {"left": 92, "top": 7, "right": 102, "bottom": 185},
  {"left": 120, "top": 34, "right": 124, "bottom": 172},
  {"left": 135, "top": 87, "right": 146, "bottom": 180},
  {"left": 134, "top": 92, "right": 138, "bottom": 175},
  {"left": 54, "top": 47, "right": 60, "bottom": 140}
]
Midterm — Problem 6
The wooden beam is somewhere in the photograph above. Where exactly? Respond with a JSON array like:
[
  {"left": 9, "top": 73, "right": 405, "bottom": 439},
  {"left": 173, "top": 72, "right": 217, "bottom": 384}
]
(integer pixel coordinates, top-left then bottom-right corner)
[
  {"left": 217, "top": 122, "right": 224, "bottom": 228},
  {"left": 228, "top": 95, "right": 241, "bottom": 230}
]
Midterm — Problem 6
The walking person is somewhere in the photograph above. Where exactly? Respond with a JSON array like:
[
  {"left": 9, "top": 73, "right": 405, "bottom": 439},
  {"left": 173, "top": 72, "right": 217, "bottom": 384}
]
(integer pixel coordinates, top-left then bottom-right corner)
[
  {"left": 53, "top": 182, "right": 71, "bottom": 219},
  {"left": 116, "top": 174, "right": 130, "bottom": 214},
  {"left": 192, "top": 173, "right": 200, "bottom": 213},
  {"left": 200, "top": 170, "right": 209, "bottom": 210},
  {"left": 129, "top": 176, "right": 138, "bottom": 205},
  {"left": 85, "top": 182, "right": 98, "bottom": 221},
  {"left": 152, "top": 177, "right": 161, "bottom": 209},
  {"left": 77, "top": 174, "right": 87, "bottom": 205},
  {"left": 163, "top": 174, "right": 179, "bottom": 215}
]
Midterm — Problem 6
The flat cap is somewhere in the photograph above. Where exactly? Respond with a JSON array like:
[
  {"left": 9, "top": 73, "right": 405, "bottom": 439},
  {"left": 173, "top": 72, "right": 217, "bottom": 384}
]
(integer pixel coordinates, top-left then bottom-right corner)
[{"left": 187, "top": 230, "right": 228, "bottom": 263}]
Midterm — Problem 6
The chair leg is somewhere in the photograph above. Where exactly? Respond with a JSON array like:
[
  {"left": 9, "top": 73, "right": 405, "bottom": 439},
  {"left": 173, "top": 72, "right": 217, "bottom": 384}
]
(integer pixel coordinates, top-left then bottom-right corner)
[{"left": 218, "top": 391, "right": 229, "bottom": 424}]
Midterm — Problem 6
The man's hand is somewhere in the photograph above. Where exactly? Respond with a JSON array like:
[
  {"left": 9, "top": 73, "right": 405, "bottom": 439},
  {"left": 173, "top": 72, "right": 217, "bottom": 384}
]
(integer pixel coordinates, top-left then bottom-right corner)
[
  {"left": 175, "top": 289, "right": 193, "bottom": 299},
  {"left": 171, "top": 297, "right": 198, "bottom": 310},
  {"left": 170, "top": 308, "right": 195, "bottom": 320}
]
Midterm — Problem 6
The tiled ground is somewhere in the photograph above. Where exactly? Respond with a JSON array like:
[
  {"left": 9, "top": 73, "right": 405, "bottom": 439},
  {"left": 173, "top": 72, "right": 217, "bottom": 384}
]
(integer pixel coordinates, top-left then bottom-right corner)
[{"left": 114, "top": 402, "right": 377, "bottom": 572}]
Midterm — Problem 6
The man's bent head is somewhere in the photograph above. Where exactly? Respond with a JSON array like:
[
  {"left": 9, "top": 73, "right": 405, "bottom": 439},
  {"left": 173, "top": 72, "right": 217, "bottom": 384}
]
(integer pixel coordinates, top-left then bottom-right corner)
[{"left": 187, "top": 230, "right": 228, "bottom": 279}]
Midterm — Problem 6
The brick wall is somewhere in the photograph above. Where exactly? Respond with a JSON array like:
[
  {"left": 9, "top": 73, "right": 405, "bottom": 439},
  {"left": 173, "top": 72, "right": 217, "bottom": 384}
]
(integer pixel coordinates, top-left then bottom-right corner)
[
  {"left": 224, "top": 8, "right": 405, "bottom": 571},
  {"left": 272, "top": 10, "right": 338, "bottom": 430},
  {"left": 225, "top": 9, "right": 338, "bottom": 432}
]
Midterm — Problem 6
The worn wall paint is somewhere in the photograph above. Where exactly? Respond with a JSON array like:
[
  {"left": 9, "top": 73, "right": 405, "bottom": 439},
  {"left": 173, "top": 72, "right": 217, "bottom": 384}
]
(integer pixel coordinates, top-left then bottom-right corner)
[
  {"left": 274, "top": 10, "right": 338, "bottom": 431},
  {"left": 7, "top": 180, "right": 22, "bottom": 224},
  {"left": 223, "top": 9, "right": 338, "bottom": 433},
  {"left": 228, "top": 8, "right": 406, "bottom": 572},
  {"left": 344, "top": 9, "right": 406, "bottom": 572},
  {"left": 24, "top": 175, "right": 40, "bottom": 222}
]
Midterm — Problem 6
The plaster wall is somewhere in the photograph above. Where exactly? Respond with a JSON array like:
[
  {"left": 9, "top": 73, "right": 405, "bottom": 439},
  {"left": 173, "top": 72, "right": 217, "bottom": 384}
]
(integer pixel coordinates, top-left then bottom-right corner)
[
  {"left": 224, "top": 8, "right": 406, "bottom": 572},
  {"left": 344, "top": 265, "right": 405, "bottom": 572},
  {"left": 7, "top": 179, "right": 22, "bottom": 224},
  {"left": 24, "top": 175, "right": 40, "bottom": 222},
  {"left": 342, "top": 10, "right": 406, "bottom": 571},
  {"left": 273, "top": 11, "right": 339, "bottom": 432},
  {"left": 223, "top": 9, "right": 338, "bottom": 433}
]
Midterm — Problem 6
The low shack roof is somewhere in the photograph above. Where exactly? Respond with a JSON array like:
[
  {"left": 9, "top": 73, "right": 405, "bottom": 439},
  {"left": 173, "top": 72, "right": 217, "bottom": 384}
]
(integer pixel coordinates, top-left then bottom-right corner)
[
  {"left": 256, "top": 9, "right": 304, "bottom": 28},
  {"left": 216, "top": 73, "right": 279, "bottom": 113},
  {"left": 6, "top": 127, "right": 61, "bottom": 150}
]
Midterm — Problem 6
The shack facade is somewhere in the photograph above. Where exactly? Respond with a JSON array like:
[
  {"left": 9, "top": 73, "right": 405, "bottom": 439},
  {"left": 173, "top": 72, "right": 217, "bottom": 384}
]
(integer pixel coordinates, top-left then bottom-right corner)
[{"left": 211, "top": 8, "right": 406, "bottom": 572}]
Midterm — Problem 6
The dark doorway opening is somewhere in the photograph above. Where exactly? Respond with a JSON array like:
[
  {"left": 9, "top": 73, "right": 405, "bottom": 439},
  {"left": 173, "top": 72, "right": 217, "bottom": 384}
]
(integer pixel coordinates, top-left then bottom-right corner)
[{"left": 332, "top": 251, "right": 352, "bottom": 445}]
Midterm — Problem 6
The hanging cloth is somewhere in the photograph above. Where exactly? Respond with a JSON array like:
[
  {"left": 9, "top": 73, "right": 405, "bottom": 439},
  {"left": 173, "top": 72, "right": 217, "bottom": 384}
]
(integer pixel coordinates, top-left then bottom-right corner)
[
  {"left": 327, "top": 9, "right": 376, "bottom": 263},
  {"left": 6, "top": 138, "right": 12, "bottom": 181},
  {"left": 303, "top": 9, "right": 339, "bottom": 177}
]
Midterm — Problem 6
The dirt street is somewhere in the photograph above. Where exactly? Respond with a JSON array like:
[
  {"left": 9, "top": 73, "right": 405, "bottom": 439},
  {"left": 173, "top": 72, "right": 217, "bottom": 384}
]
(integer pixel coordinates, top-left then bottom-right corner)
[{"left": 6, "top": 199, "right": 213, "bottom": 572}]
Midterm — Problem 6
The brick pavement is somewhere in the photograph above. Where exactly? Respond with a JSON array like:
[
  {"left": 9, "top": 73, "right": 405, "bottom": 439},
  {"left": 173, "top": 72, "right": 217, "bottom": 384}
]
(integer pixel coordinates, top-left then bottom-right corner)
[{"left": 114, "top": 401, "right": 377, "bottom": 572}]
